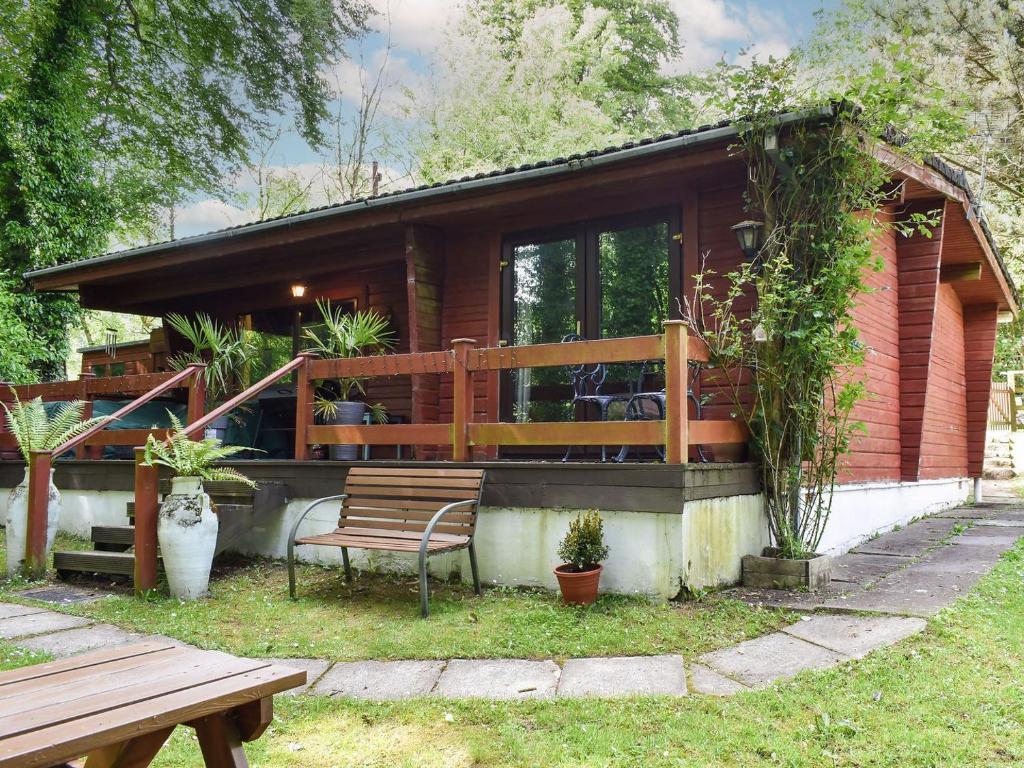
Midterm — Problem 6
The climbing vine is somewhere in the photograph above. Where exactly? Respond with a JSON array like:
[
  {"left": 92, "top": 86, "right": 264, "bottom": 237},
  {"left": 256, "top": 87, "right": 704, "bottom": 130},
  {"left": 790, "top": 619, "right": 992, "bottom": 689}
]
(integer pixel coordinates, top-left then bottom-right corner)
[{"left": 687, "top": 62, "right": 941, "bottom": 558}]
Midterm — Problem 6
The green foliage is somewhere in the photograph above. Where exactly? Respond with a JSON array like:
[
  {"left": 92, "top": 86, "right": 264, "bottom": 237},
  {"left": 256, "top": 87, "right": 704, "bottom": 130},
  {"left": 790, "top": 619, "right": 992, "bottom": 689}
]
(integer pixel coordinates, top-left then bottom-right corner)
[
  {"left": 556, "top": 510, "right": 609, "bottom": 571},
  {"left": 413, "top": 1, "right": 697, "bottom": 183},
  {"left": 302, "top": 299, "right": 394, "bottom": 407},
  {"left": 0, "top": 0, "right": 369, "bottom": 382},
  {"left": 165, "top": 313, "right": 260, "bottom": 401},
  {"left": 142, "top": 412, "right": 255, "bottom": 487},
  {"left": 1, "top": 394, "right": 107, "bottom": 462},
  {"left": 689, "top": 61, "right": 927, "bottom": 558}
]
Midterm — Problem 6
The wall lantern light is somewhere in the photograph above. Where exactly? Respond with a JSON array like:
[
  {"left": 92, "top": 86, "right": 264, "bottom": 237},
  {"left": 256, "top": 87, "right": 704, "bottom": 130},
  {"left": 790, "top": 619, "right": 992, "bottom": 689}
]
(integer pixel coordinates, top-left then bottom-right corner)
[
  {"left": 731, "top": 220, "right": 764, "bottom": 261},
  {"left": 291, "top": 284, "right": 307, "bottom": 299}
]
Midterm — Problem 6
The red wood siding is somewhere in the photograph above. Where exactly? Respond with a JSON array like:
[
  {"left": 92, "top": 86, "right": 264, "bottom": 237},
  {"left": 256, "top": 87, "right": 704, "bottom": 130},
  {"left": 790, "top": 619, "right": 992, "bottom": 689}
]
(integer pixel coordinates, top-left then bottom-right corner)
[
  {"left": 918, "top": 283, "right": 968, "bottom": 479},
  {"left": 844, "top": 221, "right": 901, "bottom": 482},
  {"left": 897, "top": 201, "right": 945, "bottom": 480},
  {"left": 963, "top": 304, "right": 998, "bottom": 477}
]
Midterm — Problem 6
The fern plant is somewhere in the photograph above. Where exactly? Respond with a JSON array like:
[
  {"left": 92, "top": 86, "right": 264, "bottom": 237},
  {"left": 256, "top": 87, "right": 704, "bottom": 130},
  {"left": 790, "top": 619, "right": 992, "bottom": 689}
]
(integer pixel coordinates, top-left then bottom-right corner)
[
  {"left": 142, "top": 412, "right": 257, "bottom": 488},
  {"left": 2, "top": 395, "right": 108, "bottom": 462}
]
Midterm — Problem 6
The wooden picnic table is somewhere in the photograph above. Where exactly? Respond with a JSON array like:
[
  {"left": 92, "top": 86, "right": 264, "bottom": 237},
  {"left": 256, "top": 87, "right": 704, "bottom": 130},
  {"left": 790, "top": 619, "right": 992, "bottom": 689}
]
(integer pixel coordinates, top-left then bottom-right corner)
[{"left": 0, "top": 641, "right": 305, "bottom": 768}]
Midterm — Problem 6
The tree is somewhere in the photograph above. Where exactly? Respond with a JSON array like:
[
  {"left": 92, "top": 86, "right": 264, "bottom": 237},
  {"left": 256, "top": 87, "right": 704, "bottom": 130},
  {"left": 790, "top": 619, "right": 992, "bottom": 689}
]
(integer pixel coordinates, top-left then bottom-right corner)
[
  {"left": 0, "top": 0, "right": 369, "bottom": 382},
  {"left": 412, "top": 0, "right": 696, "bottom": 184}
]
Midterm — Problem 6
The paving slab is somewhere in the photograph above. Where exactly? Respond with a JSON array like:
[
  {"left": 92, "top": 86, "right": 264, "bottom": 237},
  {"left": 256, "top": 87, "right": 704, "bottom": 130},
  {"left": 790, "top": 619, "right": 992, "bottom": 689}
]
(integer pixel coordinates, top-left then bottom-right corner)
[
  {"left": 851, "top": 519, "right": 960, "bottom": 557},
  {"left": 16, "top": 623, "right": 143, "bottom": 658},
  {"left": 937, "top": 506, "right": 1024, "bottom": 522},
  {"left": 434, "top": 659, "right": 560, "bottom": 700},
  {"left": 830, "top": 552, "right": 912, "bottom": 585},
  {"left": 557, "top": 655, "right": 686, "bottom": 697},
  {"left": 0, "top": 610, "right": 93, "bottom": 639},
  {"left": 781, "top": 615, "right": 925, "bottom": 659},
  {"left": 951, "top": 527, "right": 1024, "bottom": 547},
  {"left": 313, "top": 660, "right": 443, "bottom": 700},
  {"left": 819, "top": 586, "right": 958, "bottom": 617},
  {"left": 0, "top": 603, "right": 48, "bottom": 619},
  {"left": 262, "top": 658, "right": 332, "bottom": 695},
  {"left": 911, "top": 544, "right": 1004, "bottom": 575},
  {"left": 688, "top": 663, "right": 749, "bottom": 696},
  {"left": 699, "top": 632, "right": 847, "bottom": 688}
]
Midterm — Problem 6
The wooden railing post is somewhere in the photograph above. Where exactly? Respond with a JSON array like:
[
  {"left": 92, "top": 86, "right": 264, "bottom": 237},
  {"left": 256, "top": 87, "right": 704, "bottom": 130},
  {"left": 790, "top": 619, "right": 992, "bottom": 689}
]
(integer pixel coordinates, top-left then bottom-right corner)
[
  {"left": 187, "top": 364, "right": 207, "bottom": 424},
  {"left": 134, "top": 447, "right": 160, "bottom": 594},
  {"left": 76, "top": 373, "right": 95, "bottom": 459},
  {"left": 663, "top": 320, "right": 689, "bottom": 464},
  {"left": 24, "top": 451, "right": 52, "bottom": 578},
  {"left": 294, "top": 352, "right": 317, "bottom": 461},
  {"left": 451, "top": 339, "right": 476, "bottom": 462}
]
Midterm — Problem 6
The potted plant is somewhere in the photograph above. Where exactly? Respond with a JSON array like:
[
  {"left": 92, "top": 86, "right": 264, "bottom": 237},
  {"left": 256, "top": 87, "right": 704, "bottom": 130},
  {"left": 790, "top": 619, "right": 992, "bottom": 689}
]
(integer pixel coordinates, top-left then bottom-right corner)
[
  {"left": 302, "top": 299, "right": 394, "bottom": 460},
  {"left": 553, "top": 510, "right": 609, "bottom": 605},
  {"left": 165, "top": 313, "right": 260, "bottom": 442},
  {"left": 141, "top": 413, "right": 255, "bottom": 599},
  {"left": 2, "top": 395, "right": 105, "bottom": 577}
]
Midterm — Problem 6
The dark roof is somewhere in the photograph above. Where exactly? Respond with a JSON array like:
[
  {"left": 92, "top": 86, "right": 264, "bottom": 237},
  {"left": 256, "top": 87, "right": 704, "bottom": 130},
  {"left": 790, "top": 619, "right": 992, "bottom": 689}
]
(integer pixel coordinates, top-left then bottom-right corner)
[{"left": 25, "top": 104, "right": 1017, "bottom": 309}]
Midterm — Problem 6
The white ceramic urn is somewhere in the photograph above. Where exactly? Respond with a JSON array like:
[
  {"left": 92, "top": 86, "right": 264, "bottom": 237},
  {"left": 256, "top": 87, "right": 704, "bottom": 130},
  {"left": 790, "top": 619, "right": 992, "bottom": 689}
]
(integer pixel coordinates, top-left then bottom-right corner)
[
  {"left": 5, "top": 467, "right": 61, "bottom": 578},
  {"left": 157, "top": 476, "right": 218, "bottom": 599}
]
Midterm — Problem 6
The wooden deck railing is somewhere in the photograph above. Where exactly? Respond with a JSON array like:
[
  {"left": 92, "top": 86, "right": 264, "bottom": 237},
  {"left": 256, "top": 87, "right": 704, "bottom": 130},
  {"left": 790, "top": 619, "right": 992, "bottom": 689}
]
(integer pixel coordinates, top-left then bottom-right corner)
[
  {"left": 1, "top": 365, "right": 207, "bottom": 579},
  {"left": 299, "top": 320, "right": 748, "bottom": 463}
]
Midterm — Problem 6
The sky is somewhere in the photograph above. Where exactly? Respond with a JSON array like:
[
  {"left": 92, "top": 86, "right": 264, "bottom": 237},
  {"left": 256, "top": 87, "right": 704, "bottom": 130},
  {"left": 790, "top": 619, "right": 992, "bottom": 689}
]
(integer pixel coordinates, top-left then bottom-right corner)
[{"left": 172, "top": 0, "right": 841, "bottom": 239}]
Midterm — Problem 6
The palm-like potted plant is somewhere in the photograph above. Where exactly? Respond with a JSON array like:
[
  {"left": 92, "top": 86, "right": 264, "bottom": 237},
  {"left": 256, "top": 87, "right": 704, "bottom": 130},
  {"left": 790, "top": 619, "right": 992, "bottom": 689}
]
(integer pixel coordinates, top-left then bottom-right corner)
[
  {"left": 2, "top": 396, "right": 106, "bottom": 577},
  {"left": 142, "top": 413, "right": 255, "bottom": 599},
  {"left": 302, "top": 300, "right": 394, "bottom": 460},
  {"left": 165, "top": 313, "right": 260, "bottom": 442},
  {"left": 554, "top": 510, "right": 609, "bottom": 605}
]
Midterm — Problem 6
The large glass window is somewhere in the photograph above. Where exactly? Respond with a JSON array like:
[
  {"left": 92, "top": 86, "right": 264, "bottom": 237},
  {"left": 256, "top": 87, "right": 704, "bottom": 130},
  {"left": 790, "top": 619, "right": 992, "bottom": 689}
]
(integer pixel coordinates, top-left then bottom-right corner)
[{"left": 501, "top": 210, "right": 679, "bottom": 425}]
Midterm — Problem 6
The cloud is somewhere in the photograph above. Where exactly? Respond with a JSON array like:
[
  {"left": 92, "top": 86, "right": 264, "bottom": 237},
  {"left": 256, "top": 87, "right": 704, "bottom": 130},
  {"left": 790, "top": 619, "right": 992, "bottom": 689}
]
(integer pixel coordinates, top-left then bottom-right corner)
[
  {"left": 370, "top": 0, "right": 458, "bottom": 53},
  {"left": 173, "top": 199, "right": 250, "bottom": 238},
  {"left": 665, "top": 0, "right": 795, "bottom": 73}
]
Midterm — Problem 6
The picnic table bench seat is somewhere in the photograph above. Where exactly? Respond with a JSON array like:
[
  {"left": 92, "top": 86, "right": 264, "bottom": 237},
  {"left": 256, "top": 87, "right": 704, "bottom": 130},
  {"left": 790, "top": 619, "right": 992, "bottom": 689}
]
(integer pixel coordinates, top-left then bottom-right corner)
[{"left": 287, "top": 467, "right": 486, "bottom": 617}]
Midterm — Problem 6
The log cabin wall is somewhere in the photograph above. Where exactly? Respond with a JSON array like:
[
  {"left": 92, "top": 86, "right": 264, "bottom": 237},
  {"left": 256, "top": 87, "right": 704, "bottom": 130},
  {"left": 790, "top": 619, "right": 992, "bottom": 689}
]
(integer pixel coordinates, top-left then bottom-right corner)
[
  {"left": 918, "top": 283, "right": 969, "bottom": 479},
  {"left": 844, "top": 219, "right": 902, "bottom": 482}
]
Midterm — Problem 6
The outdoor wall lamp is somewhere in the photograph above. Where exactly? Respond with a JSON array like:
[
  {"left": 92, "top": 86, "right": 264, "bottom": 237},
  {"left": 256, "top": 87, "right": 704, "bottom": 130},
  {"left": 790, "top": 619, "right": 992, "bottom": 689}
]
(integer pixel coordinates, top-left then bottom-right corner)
[
  {"left": 731, "top": 219, "right": 764, "bottom": 260},
  {"left": 291, "top": 284, "right": 307, "bottom": 298}
]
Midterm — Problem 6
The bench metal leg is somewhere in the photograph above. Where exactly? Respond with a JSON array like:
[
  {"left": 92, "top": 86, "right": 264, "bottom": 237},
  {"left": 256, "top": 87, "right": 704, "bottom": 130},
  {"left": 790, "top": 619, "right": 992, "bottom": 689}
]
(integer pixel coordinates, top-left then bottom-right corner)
[
  {"left": 419, "top": 550, "right": 430, "bottom": 618},
  {"left": 287, "top": 539, "right": 297, "bottom": 600},
  {"left": 341, "top": 547, "right": 352, "bottom": 582},
  {"left": 469, "top": 542, "right": 482, "bottom": 596}
]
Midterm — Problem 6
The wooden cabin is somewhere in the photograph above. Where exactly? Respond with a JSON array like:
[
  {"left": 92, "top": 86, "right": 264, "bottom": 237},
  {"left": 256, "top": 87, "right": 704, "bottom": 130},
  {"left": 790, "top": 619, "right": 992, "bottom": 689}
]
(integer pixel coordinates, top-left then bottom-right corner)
[{"left": 4, "top": 106, "right": 1016, "bottom": 595}]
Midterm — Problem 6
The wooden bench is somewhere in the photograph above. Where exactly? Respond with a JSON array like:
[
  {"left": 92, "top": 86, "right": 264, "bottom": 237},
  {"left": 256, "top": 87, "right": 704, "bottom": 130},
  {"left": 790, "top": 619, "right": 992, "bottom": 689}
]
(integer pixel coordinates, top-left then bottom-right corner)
[
  {"left": 0, "top": 641, "right": 304, "bottom": 768},
  {"left": 287, "top": 467, "right": 486, "bottom": 617}
]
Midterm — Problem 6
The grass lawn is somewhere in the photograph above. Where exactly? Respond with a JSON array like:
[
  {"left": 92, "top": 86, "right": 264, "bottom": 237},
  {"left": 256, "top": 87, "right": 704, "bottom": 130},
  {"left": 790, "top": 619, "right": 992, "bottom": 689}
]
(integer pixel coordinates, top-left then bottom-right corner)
[
  {"left": 140, "top": 540, "right": 1024, "bottom": 767},
  {"left": 0, "top": 535, "right": 792, "bottom": 661}
]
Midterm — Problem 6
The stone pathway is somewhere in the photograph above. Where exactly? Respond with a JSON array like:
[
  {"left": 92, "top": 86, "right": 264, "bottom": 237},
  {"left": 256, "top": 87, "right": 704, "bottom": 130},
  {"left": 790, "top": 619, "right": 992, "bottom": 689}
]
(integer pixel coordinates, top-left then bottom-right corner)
[{"left": 2, "top": 488, "right": 1021, "bottom": 701}]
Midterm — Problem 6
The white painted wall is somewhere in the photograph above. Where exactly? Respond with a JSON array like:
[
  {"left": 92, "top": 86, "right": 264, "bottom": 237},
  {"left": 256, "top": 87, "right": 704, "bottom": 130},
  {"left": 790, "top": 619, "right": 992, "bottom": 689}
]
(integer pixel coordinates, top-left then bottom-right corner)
[
  {"left": 817, "top": 477, "right": 970, "bottom": 554},
  {"left": 0, "top": 485, "right": 131, "bottom": 538}
]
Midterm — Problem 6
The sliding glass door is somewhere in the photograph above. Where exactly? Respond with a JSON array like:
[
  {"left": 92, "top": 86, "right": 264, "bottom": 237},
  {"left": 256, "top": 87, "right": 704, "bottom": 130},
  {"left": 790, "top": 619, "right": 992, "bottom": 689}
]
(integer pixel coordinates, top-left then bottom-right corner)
[{"left": 501, "top": 209, "right": 680, "bottom": 425}]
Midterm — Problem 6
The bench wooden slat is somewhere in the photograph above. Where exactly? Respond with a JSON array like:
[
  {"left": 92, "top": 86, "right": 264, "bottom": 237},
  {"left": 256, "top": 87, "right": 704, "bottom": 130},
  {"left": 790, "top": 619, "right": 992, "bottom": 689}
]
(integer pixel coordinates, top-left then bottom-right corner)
[
  {"left": 296, "top": 532, "right": 469, "bottom": 552},
  {"left": 0, "top": 642, "right": 176, "bottom": 689},
  {"left": 0, "top": 663, "right": 303, "bottom": 768},
  {"left": 304, "top": 527, "right": 469, "bottom": 544},
  {"left": 337, "top": 518, "right": 472, "bottom": 536},
  {"left": 346, "top": 467, "right": 484, "bottom": 479},
  {"left": 0, "top": 653, "right": 268, "bottom": 739},
  {"left": 336, "top": 484, "right": 479, "bottom": 500},
  {"left": 344, "top": 475, "right": 484, "bottom": 490},
  {"left": 340, "top": 496, "right": 466, "bottom": 512},
  {"left": 342, "top": 506, "right": 475, "bottom": 524}
]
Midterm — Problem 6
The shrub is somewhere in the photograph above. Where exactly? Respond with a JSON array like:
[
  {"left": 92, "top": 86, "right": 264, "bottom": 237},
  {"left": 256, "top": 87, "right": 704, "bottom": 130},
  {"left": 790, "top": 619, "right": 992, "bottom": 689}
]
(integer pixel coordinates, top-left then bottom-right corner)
[{"left": 557, "top": 510, "right": 609, "bottom": 571}]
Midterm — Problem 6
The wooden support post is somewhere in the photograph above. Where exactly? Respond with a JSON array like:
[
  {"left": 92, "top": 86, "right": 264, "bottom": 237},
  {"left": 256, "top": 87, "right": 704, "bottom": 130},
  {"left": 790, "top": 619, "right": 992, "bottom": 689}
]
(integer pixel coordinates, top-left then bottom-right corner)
[
  {"left": 1010, "top": 372, "right": 1020, "bottom": 433},
  {"left": 293, "top": 352, "right": 317, "bottom": 461},
  {"left": 451, "top": 339, "right": 476, "bottom": 462},
  {"left": 76, "top": 373, "right": 95, "bottom": 460},
  {"left": 24, "top": 451, "right": 52, "bottom": 578},
  {"left": 663, "top": 320, "right": 689, "bottom": 464},
  {"left": 187, "top": 364, "right": 207, "bottom": 425},
  {"left": 134, "top": 447, "right": 160, "bottom": 595}
]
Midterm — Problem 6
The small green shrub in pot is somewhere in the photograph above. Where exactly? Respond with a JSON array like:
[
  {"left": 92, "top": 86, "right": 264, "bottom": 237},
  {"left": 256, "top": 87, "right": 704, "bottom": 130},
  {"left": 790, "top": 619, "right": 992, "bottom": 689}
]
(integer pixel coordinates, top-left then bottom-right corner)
[{"left": 553, "top": 510, "right": 609, "bottom": 605}]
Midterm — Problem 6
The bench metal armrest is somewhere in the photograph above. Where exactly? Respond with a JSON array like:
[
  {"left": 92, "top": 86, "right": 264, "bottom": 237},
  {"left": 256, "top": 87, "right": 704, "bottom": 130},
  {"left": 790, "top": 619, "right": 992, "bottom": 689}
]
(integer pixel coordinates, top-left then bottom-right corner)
[
  {"left": 287, "top": 493, "right": 349, "bottom": 546},
  {"left": 419, "top": 499, "right": 478, "bottom": 561}
]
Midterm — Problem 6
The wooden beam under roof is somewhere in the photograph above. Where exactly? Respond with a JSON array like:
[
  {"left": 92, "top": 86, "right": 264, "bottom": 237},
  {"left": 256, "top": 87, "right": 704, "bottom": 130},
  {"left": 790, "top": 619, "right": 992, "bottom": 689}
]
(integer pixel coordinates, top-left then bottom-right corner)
[{"left": 940, "top": 262, "right": 983, "bottom": 283}]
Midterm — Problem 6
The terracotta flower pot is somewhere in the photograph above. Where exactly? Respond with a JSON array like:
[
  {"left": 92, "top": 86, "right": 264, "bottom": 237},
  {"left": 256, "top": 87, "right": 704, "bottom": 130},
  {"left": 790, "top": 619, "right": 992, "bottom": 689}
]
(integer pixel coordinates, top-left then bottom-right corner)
[{"left": 554, "top": 564, "right": 603, "bottom": 605}]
